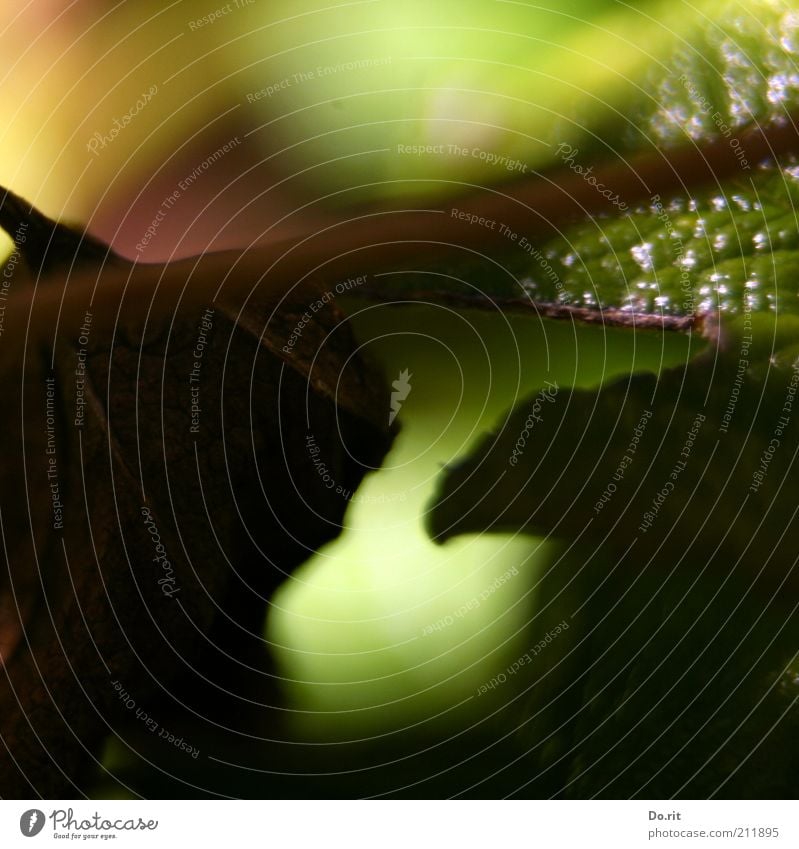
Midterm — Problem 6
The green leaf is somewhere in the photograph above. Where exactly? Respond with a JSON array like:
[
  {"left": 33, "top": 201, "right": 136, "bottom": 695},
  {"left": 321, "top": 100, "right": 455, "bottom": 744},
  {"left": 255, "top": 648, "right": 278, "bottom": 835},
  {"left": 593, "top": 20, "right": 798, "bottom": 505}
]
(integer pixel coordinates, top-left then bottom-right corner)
[
  {"left": 347, "top": 0, "right": 799, "bottom": 329},
  {"left": 626, "top": 0, "right": 799, "bottom": 150},
  {"left": 358, "top": 159, "right": 799, "bottom": 338}
]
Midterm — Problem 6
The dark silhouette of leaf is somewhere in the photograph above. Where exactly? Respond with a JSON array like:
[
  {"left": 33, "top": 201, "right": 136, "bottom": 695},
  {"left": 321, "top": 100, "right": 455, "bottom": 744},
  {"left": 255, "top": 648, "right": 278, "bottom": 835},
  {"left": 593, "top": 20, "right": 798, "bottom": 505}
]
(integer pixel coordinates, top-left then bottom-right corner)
[
  {"left": 428, "top": 350, "right": 799, "bottom": 562},
  {"left": 427, "top": 343, "right": 799, "bottom": 796},
  {"left": 496, "top": 544, "right": 799, "bottom": 798},
  {"left": 0, "top": 191, "right": 393, "bottom": 797}
]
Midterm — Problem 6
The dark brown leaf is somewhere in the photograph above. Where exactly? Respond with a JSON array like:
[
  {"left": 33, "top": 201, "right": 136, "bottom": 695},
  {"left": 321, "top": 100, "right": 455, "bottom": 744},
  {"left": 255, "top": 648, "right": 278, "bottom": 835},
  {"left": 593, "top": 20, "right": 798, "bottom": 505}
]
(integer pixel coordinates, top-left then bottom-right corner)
[{"left": 0, "top": 192, "right": 393, "bottom": 797}]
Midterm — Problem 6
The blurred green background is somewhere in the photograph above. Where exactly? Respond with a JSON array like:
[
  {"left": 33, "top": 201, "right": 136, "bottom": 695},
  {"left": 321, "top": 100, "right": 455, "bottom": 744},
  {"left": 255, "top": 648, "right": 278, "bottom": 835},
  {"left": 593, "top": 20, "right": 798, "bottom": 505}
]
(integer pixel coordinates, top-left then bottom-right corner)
[
  {"left": 270, "top": 305, "right": 690, "bottom": 739},
  {"left": 0, "top": 0, "right": 710, "bottom": 253}
]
